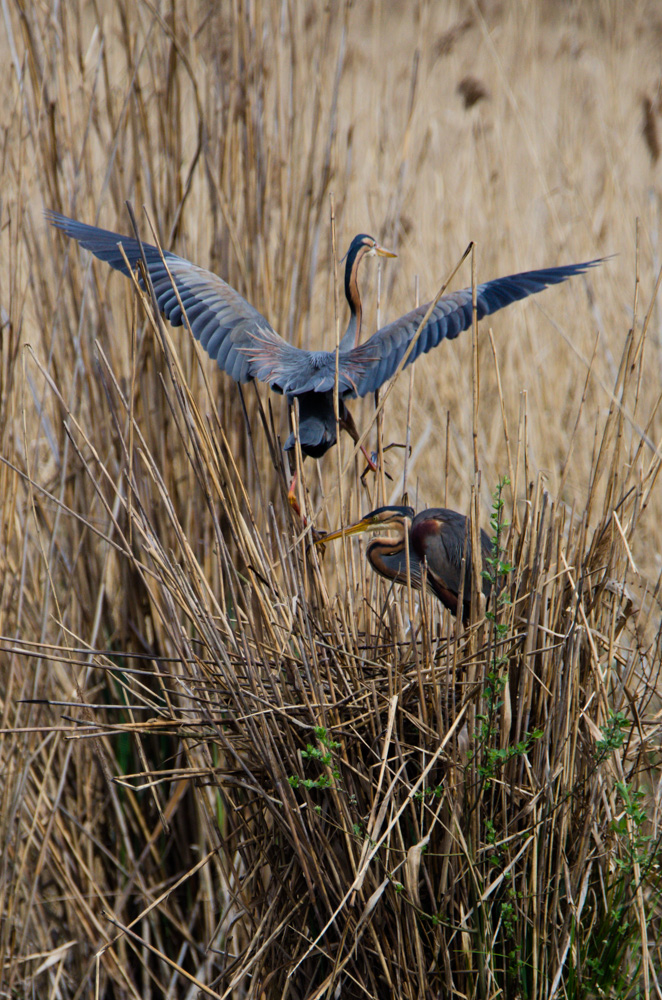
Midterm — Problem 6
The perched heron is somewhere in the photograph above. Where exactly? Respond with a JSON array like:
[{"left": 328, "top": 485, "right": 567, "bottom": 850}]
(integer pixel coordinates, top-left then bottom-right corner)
[
  {"left": 319, "top": 505, "right": 493, "bottom": 622},
  {"left": 47, "top": 211, "right": 601, "bottom": 504}
]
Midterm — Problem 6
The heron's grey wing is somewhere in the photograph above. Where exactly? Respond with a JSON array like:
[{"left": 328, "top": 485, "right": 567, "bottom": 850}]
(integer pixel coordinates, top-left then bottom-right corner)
[
  {"left": 46, "top": 211, "right": 308, "bottom": 388},
  {"left": 339, "top": 258, "right": 604, "bottom": 398}
]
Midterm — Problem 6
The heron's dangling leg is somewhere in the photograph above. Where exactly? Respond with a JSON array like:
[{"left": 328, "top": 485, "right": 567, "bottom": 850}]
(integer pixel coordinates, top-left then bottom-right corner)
[
  {"left": 340, "top": 408, "right": 398, "bottom": 483},
  {"left": 287, "top": 476, "right": 303, "bottom": 518},
  {"left": 285, "top": 453, "right": 326, "bottom": 546},
  {"left": 286, "top": 451, "right": 302, "bottom": 517},
  {"left": 339, "top": 407, "right": 379, "bottom": 473},
  {"left": 360, "top": 441, "right": 406, "bottom": 483}
]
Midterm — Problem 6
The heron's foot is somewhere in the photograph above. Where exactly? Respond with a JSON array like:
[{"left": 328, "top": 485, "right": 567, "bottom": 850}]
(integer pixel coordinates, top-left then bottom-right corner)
[
  {"left": 359, "top": 445, "right": 393, "bottom": 479},
  {"left": 360, "top": 445, "right": 379, "bottom": 473},
  {"left": 288, "top": 491, "right": 326, "bottom": 554},
  {"left": 360, "top": 441, "right": 410, "bottom": 483},
  {"left": 287, "top": 475, "right": 324, "bottom": 547},
  {"left": 382, "top": 441, "right": 409, "bottom": 456},
  {"left": 359, "top": 445, "right": 395, "bottom": 484},
  {"left": 287, "top": 475, "right": 302, "bottom": 518}
]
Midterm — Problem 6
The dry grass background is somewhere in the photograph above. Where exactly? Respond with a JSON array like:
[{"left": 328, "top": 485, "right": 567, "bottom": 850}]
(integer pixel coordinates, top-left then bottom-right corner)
[{"left": 2, "top": 1, "right": 662, "bottom": 998}]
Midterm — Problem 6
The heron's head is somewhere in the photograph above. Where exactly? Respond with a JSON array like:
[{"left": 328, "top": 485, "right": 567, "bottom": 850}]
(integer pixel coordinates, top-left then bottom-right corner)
[
  {"left": 317, "top": 505, "right": 415, "bottom": 544},
  {"left": 342, "top": 234, "right": 397, "bottom": 265}
]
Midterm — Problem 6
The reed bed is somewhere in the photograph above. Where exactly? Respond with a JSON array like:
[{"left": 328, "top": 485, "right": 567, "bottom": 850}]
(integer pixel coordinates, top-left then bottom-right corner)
[{"left": 2, "top": 2, "right": 662, "bottom": 998}]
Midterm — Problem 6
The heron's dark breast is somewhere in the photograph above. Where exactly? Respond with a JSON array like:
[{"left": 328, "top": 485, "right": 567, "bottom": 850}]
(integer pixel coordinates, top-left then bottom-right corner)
[{"left": 410, "top": 518, "right": 441, "bottom": 555}]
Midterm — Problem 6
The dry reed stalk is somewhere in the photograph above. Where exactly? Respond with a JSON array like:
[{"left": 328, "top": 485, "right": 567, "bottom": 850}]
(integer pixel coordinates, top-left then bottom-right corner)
[{"left": 2, "top": 2, "right": 662, "bottom": 999}]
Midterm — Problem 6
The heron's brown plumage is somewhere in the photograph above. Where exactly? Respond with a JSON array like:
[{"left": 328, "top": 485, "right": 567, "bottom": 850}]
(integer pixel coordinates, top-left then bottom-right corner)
[{"left": 320, "top": 505, "right": 493, "bottom": 622}]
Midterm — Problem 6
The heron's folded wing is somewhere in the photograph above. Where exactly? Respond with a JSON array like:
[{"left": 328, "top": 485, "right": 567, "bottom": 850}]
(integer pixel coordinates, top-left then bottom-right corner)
[
  {"left": 339, "top": 258, "right": 604, "bottom": 398},
  {"left": 46, "top": 211, "right": 307, "bottom": 387}
]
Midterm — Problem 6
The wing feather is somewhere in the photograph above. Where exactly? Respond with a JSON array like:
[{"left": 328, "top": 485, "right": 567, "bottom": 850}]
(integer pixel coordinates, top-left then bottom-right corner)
[
  {"left": 46, "top": 210, "right": 309, "bottom": 389},
  {"left": 48, "top": 212, "right": 604, "bottom": 405},
  {"left": 338, "top": 259, "right": 604, "bottom": 398}
]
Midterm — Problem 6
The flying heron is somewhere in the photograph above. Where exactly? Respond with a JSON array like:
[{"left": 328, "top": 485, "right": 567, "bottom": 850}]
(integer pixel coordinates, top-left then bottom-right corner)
[
  {"left": 319, "top": 505, "right": 493, "bottom": 622},
  {"left": 46, "top": 211, "right": 601, "bottom": 505}
]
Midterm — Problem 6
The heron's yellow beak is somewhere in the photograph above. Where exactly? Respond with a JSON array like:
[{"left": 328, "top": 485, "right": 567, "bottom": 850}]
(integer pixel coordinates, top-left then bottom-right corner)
[
  {"left": 375, "top": 243, "right": 397, "bottom": 259},
  {"left": 315, "top": 517, "right": 376, "bottom": 545}
]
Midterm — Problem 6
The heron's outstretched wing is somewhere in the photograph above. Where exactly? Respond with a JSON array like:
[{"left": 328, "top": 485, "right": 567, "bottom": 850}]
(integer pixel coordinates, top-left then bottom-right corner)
[
  {"left": 46, "top": 211, "right": 310, "bottom": 389},
  {"left": 339, "top": 258, "right": 604, "bottom": 398}
]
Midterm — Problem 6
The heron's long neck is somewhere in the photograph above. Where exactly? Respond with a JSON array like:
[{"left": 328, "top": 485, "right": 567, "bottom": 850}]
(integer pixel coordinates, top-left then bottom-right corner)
[
  {"left": 338, "top": 247, "right": 365, "bottom": 352},
  {"left": 341, "top": 310, "right": 360, "bottom": 351},
  {"left": 367, "top": 532, "right": 420, "bottom": 588}
]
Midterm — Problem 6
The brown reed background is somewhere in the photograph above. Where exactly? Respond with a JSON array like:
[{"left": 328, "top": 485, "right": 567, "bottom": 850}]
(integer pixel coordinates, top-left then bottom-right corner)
[{"left": 1, "top": 2, "right": 662, "bottom": 998}]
